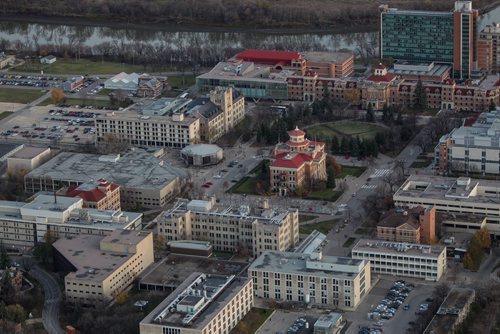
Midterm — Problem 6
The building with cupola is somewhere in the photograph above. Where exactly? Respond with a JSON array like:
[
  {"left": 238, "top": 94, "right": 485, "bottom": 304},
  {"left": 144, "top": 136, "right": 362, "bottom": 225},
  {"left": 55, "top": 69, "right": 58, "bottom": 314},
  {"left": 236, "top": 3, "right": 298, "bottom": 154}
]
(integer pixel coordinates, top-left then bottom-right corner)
[{"left": 270, "top": 127, "right": 327, "bottom": 196}]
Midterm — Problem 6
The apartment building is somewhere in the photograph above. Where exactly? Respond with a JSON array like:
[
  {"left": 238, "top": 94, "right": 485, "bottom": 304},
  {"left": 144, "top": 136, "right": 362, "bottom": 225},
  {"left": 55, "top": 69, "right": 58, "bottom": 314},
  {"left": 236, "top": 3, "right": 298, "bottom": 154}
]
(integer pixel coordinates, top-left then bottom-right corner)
[
  {"left": 140, "top": 272, "right": 253, "bottom": 334},
  {"left": 0, "top": 193, "right": 142, "bottom": 248},
  {"left": 436, "top": 109, "right": 500, "bottom": 174},
  {"left": 59, "top": 179, "right": 121, "bottom": 210},
  {"left": 424, "top": 288, "right": 475, "bottom": 334},
  {"left": 394, "top": 174, "right": 500, "bottom": 238},
  {"left": 24, "top": 149, "right": 187, "bottom": 209},
  {"left": 54, "top": 230, "right": 153, "bottom": 304},
  {"left": 270, "top": 127, "right": 327, "bottom": 196},
  {"left": 377, "top": 206, "right": 436, "bottom": 244},
  {"left": 352, "top": 239, "right": 447, "bottom": 281},
  {"left": 380, "top": 1, "right": 479, "bottom": 79},
  {"left": 478, "top": 23, "right": 500, "bottom": 73},
  {"left": 136, "top": 75, "right": 163, "bottom": 98},
  {"left": 157, "top": 197, "right": 299, "bottom": 257},
  {"left": 249, "top": 251, "right": 371, "bottom": 310}
]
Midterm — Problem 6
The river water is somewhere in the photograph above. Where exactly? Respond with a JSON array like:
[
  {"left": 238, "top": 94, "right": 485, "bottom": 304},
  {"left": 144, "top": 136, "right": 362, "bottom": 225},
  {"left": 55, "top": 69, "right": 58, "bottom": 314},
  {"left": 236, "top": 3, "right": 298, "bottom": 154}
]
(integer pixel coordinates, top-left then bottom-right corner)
[{"left": 0, "top": 5, "right": 498, "bottom": 54}]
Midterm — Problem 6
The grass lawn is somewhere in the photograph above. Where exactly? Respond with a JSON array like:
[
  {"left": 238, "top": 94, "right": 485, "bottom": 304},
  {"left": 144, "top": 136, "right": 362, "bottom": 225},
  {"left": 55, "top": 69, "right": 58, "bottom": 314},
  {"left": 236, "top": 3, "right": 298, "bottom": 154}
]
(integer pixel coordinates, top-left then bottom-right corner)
[
  {"left": 231, "top": 308, "right": 273, "bottom": 334},
  {"left": 343, "top": 237, "right": 356, "bottom": 248},
  {"left": 228, "top": 160, "right": 270, "bottom": 194},
  {"left": 0, "top": 88, "right": 45, "bottom": 104},
  {"left": 410, "top": 160, "right": 432, "bottom": 168},
  {"left": 168, "top": 75, "right": 196, "bottom": 89},
  {"left": 96, "top": 88, "right": 114, "bottom": 96},
  {"left": 39, "top": 98, "right": 112, "bottom": 107},
  {"left": 299, "top": 214, "right": 319, "bottom": 223},
  {"left": 0, "top": 111, "right": 13, "bottom": 120},
  {"left": 338, "top": 165, "right": 367, "bottom": 178},
  {"left": 305, "top": 189, "right": 342, "bottom": 202},
  {"left": 307, "top": 121, "right": 386, "bottom": 140},
  {"left": 300, "top": 219, "right": 338, "bottom": 235},
  {"left": 15, "top": 58, "right": 153, "bottom": 75}
]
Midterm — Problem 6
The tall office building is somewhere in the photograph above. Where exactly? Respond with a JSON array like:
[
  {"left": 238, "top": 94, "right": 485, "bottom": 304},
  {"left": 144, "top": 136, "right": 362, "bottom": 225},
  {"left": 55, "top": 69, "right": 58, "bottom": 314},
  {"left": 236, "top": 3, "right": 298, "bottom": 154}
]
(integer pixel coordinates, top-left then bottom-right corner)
[
  {"left": 380, "top": 1, "right": 478, "bottom": 79},
  {"left": 478, "top": 23, "right": 500, "bottom": 73}
]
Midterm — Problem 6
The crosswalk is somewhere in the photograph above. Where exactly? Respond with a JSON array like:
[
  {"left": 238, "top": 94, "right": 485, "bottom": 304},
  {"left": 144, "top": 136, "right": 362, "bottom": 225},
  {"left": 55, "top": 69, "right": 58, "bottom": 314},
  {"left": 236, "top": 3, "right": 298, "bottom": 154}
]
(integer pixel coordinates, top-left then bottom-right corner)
[
  {"left": 370, "top": 169, "right": 392, "bottom": 178},
  {"left": 361, "top": 184, "right": 378, "bottom": 189}
]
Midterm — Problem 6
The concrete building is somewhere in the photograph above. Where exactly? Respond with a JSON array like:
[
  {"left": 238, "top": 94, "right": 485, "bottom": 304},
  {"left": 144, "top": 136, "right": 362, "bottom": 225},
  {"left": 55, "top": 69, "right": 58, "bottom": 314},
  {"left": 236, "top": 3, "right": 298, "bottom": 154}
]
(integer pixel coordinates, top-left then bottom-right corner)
[
  {"left": 136, "top": 75, "right": 163, "bottom": 98},
  {"left": 24, "top": 149, "right": 187, "bottom": 209},
  {"left": 59, "top": 179, "right": 121, "bottom": 210},
  {"left": 62, "top": 76, "right": 84, "bottom": 92},
  {"left": 377, "top": 206, "right": 436, "bottom": 244},
  {"left": 394, "top": 174, "right": 500, "bottom": 238},
  {"left": 478, "top": 23, "right": 500, "bottom": 73},
  {"left": 388, "top": 62, "right": 451, "bottom": 82},
  {"left": 423, "top": 288, "right": 475, "bottom": 334},
  {"left": 380, "top": 1, "right": 479, "bottom": 79},
  {"left": 104, "top": 72, "right": 141, "bottom": 91},
  {"left": 157, "top": 197, "right": 299, "bottom": 257},
  {"left": 270, "top": 127, "right": 327, "bottom": 196},
  {"left": 139, "top": 272, "right": 253, "bottom": 334},
  {"left": 0, "top": 193, "right": 142, "bottom": 248},
  {"left": 6, "top": 146, "right": 51, "bottom": 175},
  {"left": 314, "top": 313, "right": 345, "bottom": 334},
  {"left": 352, "top": 239, "right": 447, "bottom": 281},
  {"left": 40, "top": 55, "right": 56, "bottom": 64},
  {"left": 249, "top": 251, "right": 371, "bottom": 310},
  {"left": 435, "top": 109, "right": 500, "bottom": 174},
  {"left": 180, "top": 144, "right": 223, "bottom": 166},
  {"left": 0, "top": 53, "right": 15, "bottom": 69},
  {"left": 53, "top": 230, "right": 154, "bottom": 304}
]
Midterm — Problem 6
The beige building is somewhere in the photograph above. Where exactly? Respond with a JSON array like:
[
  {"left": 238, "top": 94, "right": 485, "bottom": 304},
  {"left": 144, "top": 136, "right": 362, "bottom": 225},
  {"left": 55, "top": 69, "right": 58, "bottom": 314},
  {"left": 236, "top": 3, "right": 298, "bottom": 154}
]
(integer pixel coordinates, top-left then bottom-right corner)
[
  {"left": 393, "top": 175, "right": 500, "bottom": 238},
  {"left": 24, "top": 149, "right": 187, "bottom": 209},
  {"left": 157, "top": 197, "right": 299, "bottom": 257},
  {"left": 377, "top": 206, "right": 436, "bottom": 244},
  {"left": 7, "top": 146, "right": 52, "bottom": 175},
  {"left": 0, "top": 54, "right": 15, "bottom": 69},
  {"left": 352, "top": 239, "right": 447, "bottom": 281},
  {"left": 59, "top": 179, "right": 121, "bottom": 210},
  {"left": 140, "top": 272, "right": 253, "bottom": 334},
  {"left": 249, "top": 251, "right": 371, "bottom": 310},
  {"left": 0, "top": 193, "right": 142, "bottom": 248},
  {"left": 54, "top": 230, "right": 154, "bottom": 304}
]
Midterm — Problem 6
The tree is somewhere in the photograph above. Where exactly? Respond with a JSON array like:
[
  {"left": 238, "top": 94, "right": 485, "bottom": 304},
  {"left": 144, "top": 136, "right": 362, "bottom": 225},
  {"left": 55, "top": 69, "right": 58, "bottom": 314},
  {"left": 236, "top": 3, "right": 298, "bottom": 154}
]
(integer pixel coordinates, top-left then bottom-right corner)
[
  {"left": 476, "top": 227, "right": 491, "bottom": 249},
  {"left": 489, "top": 100, "right": 496, "bottom": 111},
  {"left": 115, "top": 291, "right": 128, "bottom": 305},
  {"left": 50, "top": 88, "right": 65, "bottom": 104},
  {"left": 0, "top": 242, "right": 9, "bottom": 269},
  {"left": 366, "top": 103, "right": 375, "bottom": 122},
  {"left": 326, "top": 166, "right": 336, "bottom": 188},
  {"left": 463, "top": 252, "right": 474, "bottom": 270},
  {"left": 330, "top": 136, "right": 339, "bottom": 154},
  {"left": 414, "top": 78, "right": 427, "bottom": 112},
  {"left": 153, "top": 235, "right": 167, "bottom": 258},
  {"left": 5, "top": 304, "right": 26, "bottom": 323}
]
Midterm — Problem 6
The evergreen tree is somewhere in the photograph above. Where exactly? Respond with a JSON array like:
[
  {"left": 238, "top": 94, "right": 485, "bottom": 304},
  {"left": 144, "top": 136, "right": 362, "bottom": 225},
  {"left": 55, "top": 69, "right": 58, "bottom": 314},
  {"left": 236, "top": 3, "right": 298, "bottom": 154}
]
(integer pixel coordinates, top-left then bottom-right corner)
[
  {"left": 366, "top": 103, "right": 375, "bottom": 122},
  {"left": 330, "top": 136, "right": 339, "bottom": 154},
  {"left": 326, "top": 166, "right": 336, "bottom": 188},
  {"left": 340, "top": 137, "right": 349, "bottom": 156},
  {"left": 375, "top": 132, "right": 385, "bottom": 148},
  {"left": 0, "top": 242, "right": 9, "bottom": 269},
  {"left": 349, "top": 137, "right": 358, "bottom": 156},
  {"left": 414, "top": 78, "right": 427, "bottom": 112}
]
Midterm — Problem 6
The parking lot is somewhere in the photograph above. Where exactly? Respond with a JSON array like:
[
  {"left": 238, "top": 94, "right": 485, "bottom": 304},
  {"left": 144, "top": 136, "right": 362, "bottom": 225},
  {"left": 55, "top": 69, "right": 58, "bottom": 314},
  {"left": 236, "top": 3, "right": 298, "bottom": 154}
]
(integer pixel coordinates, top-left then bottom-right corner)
[
  {"left": 257, "top": 310, "right": 317, "bottom": 334},
  {"left": 345, "top": 277, "right": 435, "bottom": 334},
  {"left": 0, "top": 73, "right": 64, "bottom": 88}
]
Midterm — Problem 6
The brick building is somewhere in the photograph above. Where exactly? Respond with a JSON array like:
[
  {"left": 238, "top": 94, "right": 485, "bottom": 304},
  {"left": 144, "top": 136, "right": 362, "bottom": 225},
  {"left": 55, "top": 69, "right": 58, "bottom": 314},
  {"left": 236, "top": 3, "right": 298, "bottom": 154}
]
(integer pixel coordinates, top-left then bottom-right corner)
[{"left": 377, "top": 206, "right": 437, "bottom": 244}]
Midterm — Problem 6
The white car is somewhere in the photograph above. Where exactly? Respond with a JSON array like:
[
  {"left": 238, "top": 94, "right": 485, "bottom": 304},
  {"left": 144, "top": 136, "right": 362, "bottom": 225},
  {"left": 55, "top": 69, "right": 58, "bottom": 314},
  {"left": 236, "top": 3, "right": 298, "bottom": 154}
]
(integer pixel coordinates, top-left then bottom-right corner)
[{"left": 213, "top": 175, "right": 222, "bottom": 179}]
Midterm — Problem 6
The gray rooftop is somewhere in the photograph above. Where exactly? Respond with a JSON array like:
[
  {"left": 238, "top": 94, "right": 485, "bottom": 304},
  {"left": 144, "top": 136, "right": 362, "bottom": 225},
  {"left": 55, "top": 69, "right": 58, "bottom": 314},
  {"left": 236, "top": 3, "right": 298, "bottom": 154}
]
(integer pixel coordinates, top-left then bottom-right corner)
[
  {"left": 26, "top": 149, "right": 186, "bottom": 191},
  {"left": 301, "top": 51, "right": 352, "bottom": 64},
  {"left": 353, "top": 239, "right": 446, "bottom": 258},
  {"left": 9, "top": 146, "right": 49, "bottom": 159},
  {"left": 180, "top": 144, "right": 222, "bottom": 156},
  {"left": 141, "top": 97, "right": 191, "bottom": 116}
]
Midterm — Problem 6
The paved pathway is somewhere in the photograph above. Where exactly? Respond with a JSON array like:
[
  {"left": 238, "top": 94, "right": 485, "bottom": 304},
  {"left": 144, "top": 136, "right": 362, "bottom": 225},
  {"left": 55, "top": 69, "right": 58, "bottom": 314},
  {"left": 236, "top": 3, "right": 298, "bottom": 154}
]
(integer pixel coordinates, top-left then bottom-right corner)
[{"left": 29, "top": 266, "right": 65, "bottom": 334}]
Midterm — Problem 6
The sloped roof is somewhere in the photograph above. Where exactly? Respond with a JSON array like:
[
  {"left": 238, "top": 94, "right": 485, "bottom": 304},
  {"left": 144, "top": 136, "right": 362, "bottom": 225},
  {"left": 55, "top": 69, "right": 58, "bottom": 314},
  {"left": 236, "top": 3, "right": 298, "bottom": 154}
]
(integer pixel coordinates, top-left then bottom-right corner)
[{"left": 271, "top": 152, "right": 312, "bottom": 169}]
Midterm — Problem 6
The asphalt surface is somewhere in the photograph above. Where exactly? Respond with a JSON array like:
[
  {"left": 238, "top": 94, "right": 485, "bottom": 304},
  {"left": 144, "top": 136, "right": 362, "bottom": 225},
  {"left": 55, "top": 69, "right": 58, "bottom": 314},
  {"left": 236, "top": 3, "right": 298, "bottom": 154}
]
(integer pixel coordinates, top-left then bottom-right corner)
[{"left": 29, "top": 266, "right": 65, "bottom": 334}]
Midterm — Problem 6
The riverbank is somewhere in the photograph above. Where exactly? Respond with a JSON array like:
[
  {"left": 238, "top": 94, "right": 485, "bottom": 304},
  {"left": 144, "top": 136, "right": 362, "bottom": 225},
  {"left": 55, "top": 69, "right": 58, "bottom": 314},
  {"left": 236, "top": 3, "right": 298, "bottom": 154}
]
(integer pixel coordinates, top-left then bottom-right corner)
[{"left": 0, "top": 0, "right": 494, "bottom": 31}]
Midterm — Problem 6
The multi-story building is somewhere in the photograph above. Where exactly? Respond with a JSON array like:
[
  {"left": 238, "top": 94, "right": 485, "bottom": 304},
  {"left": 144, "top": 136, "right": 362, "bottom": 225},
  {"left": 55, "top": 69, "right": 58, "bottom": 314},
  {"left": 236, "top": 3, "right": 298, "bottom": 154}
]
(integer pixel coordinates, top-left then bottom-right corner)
[
  {"left": 136, "top": 75, "right": 163, "bottom": 98},
  {"left": 53, "top": 230, "right": 154, "bottom": 304},
  {"left": 424, "top": 288, "right": 475, "bottom": 334},
  {"left": 6, "top": 146, "right": 52, "bottom": 175},
  {"left": 62, "top": 76, "right": 84, "bottom": 92},
  {"left": 478, "top": 23, "right": 500, "bottom": 73},
  {"left": 249, "top": 251, "right": 371, "bottom": 310},
  {"left": 139, "top": 272, "right": 253, "bottom": 334},
  {"left": 393, "top": 175, "right": 500, "bottom": 238},
  {"left": 157, "top": 197, "right": 299, "bottom": 257},
  {"left": 0, "top": 53, "right": 15, "bottom": 69},
  {"left": 435, "top": 109, "right": 500, "bottom": 174},
  {"left": 0, "top": 193, "right": 142, "bottom": 248},
  {"left": 380, "top": 1, "right": 479, "bottom": 79},
  {"left": 24, "top": 149, "right": 187, "bottom": 209},
  {"left": 377, "top": 206, "right": 436, "bottom": 244},
  {"left": 59, "top": 179, "right": 121, "bottom": 210},
  {"left": 270, "top": 127, "right": 327, "bottom": 196},
  {"left": 352, "top": 239, "right": 447, "bottom": 281}
]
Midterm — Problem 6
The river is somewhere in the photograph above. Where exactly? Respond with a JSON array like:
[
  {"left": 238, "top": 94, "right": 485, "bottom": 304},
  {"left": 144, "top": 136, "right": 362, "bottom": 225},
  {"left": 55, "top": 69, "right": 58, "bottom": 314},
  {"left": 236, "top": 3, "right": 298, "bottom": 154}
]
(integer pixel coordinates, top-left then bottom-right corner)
[{"left": 0, "top": 5, "right": 497, "bottom": 55}]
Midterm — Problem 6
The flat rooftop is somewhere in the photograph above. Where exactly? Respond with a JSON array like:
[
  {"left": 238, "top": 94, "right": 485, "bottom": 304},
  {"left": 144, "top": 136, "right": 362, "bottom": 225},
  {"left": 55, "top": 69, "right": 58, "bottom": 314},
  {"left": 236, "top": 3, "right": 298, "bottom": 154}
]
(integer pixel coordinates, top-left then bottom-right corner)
[
  {"left": 141, "top": 272, "right": 249, "bottom": 329},
  {"left": 389, "top": 63, "right": 451, "bottom": 77},
  {"left": 139, "top": 254, "right": 248, "bottom": 288},
  {"left": 353, "top": 239, "right": 445, "bottom": 258},
  {"left": 383, "top": 8, "right": 452, "bottom": 16},
  {"left": 141, "top": 97, "right": 191, "bottom": 116},
  {"left": 26, "top": 149, "right": 186, "bottom": 191},
  {"left": 424, "top": 288, "right": 475, "bottom": 334},
  {"left": 394, "top": 175, "right": 500, "bottom": 206},
  {"left": 197, "top": 61, "right": 291, "bottom": 84},
  {"left": 0, "top": 143, "right": 21, "bottom": 159},
  {"left": 96, "top": 107, "right": 198, "bottom": 125},
  {"left": 301, "top": 51, "right": 352, "bottom": 64},
  {"left": 9, "top": 146, "right": 49, "bottom": 159},
  {"left": 249, "top": 251, "right": 366, "bottom": 279},
  {"left": 53, "top": 230, "right": 151, "bottom": 282},
  {"left": 22, "top": 193, "right": 81, "bottom": 212}
]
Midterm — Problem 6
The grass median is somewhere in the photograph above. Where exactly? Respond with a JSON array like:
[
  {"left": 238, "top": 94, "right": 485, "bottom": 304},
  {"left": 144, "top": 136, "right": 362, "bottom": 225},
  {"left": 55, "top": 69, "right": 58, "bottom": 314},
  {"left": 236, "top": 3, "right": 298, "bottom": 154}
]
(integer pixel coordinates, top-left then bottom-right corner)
[{"left": 0, "top": 88, "right": 45, "bottom": 104}]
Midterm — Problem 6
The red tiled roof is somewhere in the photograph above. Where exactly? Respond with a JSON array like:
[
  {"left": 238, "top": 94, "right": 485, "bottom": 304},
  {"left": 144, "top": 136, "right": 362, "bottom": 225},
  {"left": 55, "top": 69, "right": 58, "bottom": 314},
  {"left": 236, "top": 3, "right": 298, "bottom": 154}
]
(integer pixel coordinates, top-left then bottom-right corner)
[
  {"left": 463, "top": 115, "right": 479, "bottom": 127},
  {"left": 66, "top": 185, "right": 106, "bottom": 202},
  {"left": 272, "top": 152, "right": 312, "bottom": 169},
  {"left": 287, "top": 77, "right": 302, "bottom": 85},
  {"left": 288, "top": 127, "right": 305, "bottom": 137},
  {"left": 442, "top": 78, "right": 455, "bottom": 85},
  {"left": 235, "top": 49, "right": 302, "bottom": 64},
  {"left": 367, "top": 73, "right": 396, "bottom": 82}
]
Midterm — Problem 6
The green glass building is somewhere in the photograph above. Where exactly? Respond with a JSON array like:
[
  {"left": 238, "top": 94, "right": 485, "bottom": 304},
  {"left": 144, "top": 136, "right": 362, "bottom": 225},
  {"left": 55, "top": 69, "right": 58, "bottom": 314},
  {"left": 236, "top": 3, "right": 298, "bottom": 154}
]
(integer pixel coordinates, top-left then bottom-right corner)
[{"left": 381, "top": 10, "right": 454, "bottom": 64}]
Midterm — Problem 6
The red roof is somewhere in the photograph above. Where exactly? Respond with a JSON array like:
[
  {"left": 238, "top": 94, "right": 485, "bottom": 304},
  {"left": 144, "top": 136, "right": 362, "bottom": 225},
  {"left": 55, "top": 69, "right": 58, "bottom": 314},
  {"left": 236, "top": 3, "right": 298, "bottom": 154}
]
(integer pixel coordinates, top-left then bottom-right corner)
[
  {"left": 66, "top": 185, "right": 106, "bottom": 202},
  {"left": 272, "top": 152, "right": 312, "bottom": 169},
  {"left": 375, "top": 63, "right": 387, "bottom": 70},
  {"left": 288, "top": 127, "right": 305, "bottom": 137},
  {"left": 367, "top": 73, "right": 396, "bottom": 82},
  {"left": 235, "top": 49, "right": 302, "bottom": 65},
  {"left": 463, "top": 115, "right": 479, "bottom": 127}
]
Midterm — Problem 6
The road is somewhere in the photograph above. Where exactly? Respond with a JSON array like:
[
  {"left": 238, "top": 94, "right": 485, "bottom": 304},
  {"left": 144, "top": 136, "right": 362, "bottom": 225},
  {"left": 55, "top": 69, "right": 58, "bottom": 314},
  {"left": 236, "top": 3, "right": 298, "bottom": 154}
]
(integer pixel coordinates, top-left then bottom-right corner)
[{"left": 29, "top": 266, "right": 65, "bottom": 334}]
